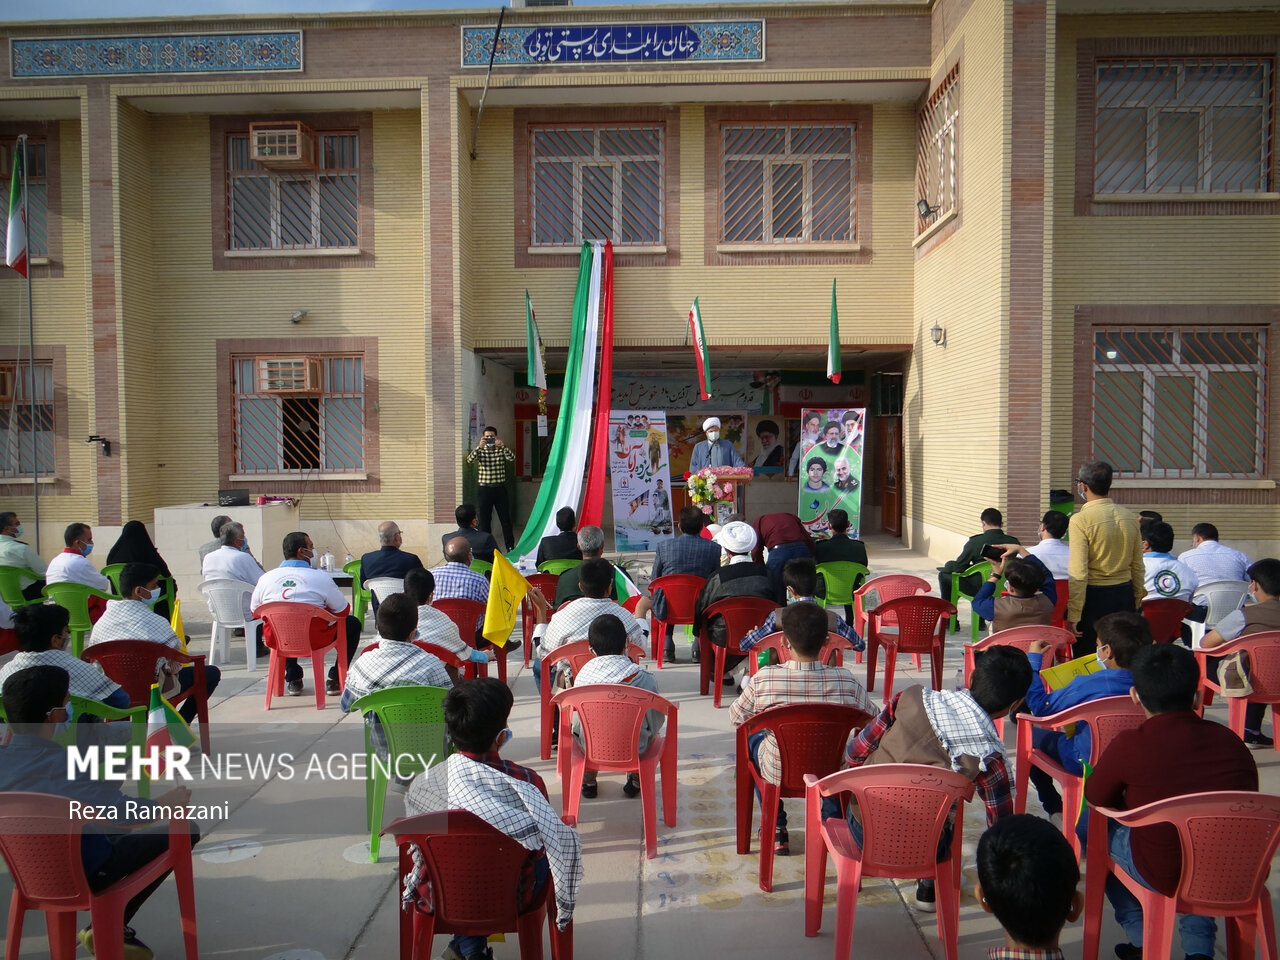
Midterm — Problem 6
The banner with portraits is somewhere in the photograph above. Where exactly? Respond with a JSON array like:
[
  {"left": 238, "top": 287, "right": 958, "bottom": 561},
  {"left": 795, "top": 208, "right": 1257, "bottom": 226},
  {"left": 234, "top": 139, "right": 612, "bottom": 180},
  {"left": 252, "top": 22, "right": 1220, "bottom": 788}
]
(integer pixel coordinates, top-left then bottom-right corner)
[
  {"left": 794, "top": 407, "right": 866, "bottom": 538},
  {"left": 609, "top": 410, "right": 675, "bottom": 552}
]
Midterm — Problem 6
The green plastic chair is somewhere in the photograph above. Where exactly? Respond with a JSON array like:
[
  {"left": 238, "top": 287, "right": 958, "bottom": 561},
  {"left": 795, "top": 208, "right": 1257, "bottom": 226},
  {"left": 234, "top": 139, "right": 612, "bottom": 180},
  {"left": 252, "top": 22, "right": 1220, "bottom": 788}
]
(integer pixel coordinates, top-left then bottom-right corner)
[
  {"left": 42, "top": 582, "right": 117, "bottom": 657},
  {"left": 350, "top": 684, "right": 449, "bottom": 861},
  {"left": 99, "top": 564, "right": 172, "bottom": 614},
  {"left": 60, "top": 696, "right": 151, "bottom": 797},
  {"left": 947, "top": 560, "right": 1004, "bottom": 641},
  {"left": 0, "top": 564, "right": 43, "bottom": 608},
  {"left": 470, "top": 559, "right": 493, "bottom": 578},
  {"left": 538, "top": 558, "right": 582, "bottom": 576},
  {"left": 816, "top": 561, "right": 870, "bottom": 620},
  {"left": 344, "top": 558, "right": 372, "bottom": 629}
]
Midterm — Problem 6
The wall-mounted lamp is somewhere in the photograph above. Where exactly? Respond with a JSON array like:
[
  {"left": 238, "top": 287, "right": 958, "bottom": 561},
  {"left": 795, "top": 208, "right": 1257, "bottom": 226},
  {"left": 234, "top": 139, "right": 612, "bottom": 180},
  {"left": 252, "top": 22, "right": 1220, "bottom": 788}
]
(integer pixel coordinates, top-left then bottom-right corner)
[
  {"left": 289, "top": 309, "right": 308, "bottom": 324},
  {"left": 929, "top": 322, "right": 945, "bottom": 346},
  {"left": 86, "top": 434, "right": 111, "bottom": 457},
  {"left": 916, "top": 198, "right": 936, "bottom": 219}
]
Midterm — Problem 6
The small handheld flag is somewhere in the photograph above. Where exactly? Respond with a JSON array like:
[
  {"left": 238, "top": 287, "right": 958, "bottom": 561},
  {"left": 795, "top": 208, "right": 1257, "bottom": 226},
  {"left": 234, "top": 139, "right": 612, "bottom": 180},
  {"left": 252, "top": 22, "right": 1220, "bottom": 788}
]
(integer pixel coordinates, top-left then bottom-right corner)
[{"left": 483, "top": 552, "right": 531, "bottom": 646}]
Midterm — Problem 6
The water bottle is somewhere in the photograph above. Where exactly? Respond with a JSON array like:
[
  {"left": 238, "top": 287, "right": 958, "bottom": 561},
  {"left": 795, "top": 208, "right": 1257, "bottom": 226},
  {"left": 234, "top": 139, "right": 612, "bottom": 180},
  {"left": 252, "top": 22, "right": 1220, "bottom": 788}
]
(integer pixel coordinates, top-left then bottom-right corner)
[
  {"left": 322, "top": 551, "right": 335, "bottom": 572},
  {"left": 953, "top": 665, "right": 966, "bottom": 691},
  {"left": 344, "top": 552, "right": 354, "bottom": 572}
]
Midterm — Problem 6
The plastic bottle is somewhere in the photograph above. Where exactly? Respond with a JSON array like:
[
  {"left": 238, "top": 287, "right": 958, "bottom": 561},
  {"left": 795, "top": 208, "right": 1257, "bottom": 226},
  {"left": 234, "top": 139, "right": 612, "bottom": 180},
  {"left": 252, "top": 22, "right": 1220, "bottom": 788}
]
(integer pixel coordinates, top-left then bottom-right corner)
[
  {"left": 344, "top": 552, "right": 354, "bottom": 571},
  {"left": 322, "top": 551, "right": 335, "bottom": 572}
]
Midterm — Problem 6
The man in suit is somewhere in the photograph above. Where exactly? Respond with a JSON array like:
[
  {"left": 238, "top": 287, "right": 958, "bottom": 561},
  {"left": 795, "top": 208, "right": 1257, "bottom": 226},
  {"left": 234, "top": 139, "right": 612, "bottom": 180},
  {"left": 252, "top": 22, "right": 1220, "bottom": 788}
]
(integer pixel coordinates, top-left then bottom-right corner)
[
  {"left": 359, "top": 521, "right": 424, "bottom": 612},
  {"left": 937, "top": 508, "right": 1019, "bottom": 604},
  {"left": 536, "top": 507, "right": 583, "bottom": 569},
  {"left": 651, "top": 506, "right": 722, "bottom": 663},
  {"left": 440, "top": 504, "right": 498, "bottom": 565}
]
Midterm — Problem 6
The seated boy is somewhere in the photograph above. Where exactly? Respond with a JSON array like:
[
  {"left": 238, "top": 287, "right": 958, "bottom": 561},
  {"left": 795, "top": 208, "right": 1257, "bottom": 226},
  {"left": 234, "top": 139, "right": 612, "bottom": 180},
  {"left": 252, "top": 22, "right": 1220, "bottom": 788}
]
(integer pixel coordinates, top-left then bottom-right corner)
[
  {"left": 731, "top": 601, "right": 876, "bottom": 856},
  {"left": 840, "top": 645, "right": 1031, "bottom": 912},
  {"left": 740, "top": 557, "right": 865, "bottom": 662},
  {"left": 1023, "top": 610, "right": 1151, "bottom": 825},
  {"left": 405, "top": 678, "right": 582, "bottom": 960},
  {"left": 404, "top": 568, "right": 492, "bottom": 683},
  {"left": 0, "top": 665, "right": 201, "bottom": 960},
  {"left": 0, "top": 603, "right": 129, "bottom": 710},
  {"left": 972, "top": 555, "right": 1055, "bottom": 633},
  {"left": 976, "top": 814, "right": 1082, "bottom": 960},
  {"left": 1085, "top": 644, "right": 1257, "bottom": 960},
  {"left": 340, "top": 593, "right": 452, "bottom": 712},
  {"left": 571, "top": 613, "right": 664, "bottom": 800},
  {"left": 88, "top": 561, "right": 222, "bottom": 724}
]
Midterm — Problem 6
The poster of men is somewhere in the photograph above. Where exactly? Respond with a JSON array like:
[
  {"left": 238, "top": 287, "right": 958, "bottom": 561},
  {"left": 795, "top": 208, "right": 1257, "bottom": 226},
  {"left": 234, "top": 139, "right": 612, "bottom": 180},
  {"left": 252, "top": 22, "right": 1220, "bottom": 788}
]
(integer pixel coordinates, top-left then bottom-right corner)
[
  {"left": 795, "top": 407, "right": 866, "bottom": 538},
  {"left": 610, "top": 410, "right": 675, "bottom": 552}
]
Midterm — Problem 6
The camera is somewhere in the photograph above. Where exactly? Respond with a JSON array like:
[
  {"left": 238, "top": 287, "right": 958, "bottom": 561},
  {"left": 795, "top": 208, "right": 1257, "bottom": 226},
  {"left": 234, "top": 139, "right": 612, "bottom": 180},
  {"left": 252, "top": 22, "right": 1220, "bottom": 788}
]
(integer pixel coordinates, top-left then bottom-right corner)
[{"left": 485, "top": 437, "right": 496, "bottom": 446}]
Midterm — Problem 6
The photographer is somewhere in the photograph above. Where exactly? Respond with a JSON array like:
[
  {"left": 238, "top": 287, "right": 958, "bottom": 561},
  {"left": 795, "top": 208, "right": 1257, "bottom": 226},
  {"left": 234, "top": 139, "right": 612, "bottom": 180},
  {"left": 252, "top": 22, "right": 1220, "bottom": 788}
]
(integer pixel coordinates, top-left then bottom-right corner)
[{"left": 464, "top": 426, "right": 517, "bottom": 553}]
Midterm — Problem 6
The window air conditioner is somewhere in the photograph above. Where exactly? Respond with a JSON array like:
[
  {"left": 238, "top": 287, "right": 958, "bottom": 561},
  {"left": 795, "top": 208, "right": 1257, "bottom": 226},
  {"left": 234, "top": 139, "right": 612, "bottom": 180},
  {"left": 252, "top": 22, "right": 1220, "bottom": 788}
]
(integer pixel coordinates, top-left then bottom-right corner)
[
  {"left": 0, "top": 365, "right": 14, "bottom": 403},
  {"left": 248, "top": 122, "right": 318, "bottom": 172},
  {"left": 257, "top": 356, "right": 323, "bottom": 394}
]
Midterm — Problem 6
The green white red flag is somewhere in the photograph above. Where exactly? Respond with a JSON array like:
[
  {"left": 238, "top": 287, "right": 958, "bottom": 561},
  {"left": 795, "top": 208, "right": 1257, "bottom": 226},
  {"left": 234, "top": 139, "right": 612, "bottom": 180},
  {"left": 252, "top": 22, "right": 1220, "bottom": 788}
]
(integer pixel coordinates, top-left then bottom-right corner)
[
  {"left": 689, "top": 298, "right": 712, "bottom": 400},
  {"left": 827, "top": 278, "right": 841, "bottom": 384},
  {"left": 525, "top": 290, "right": 546, "bottom": 394},
  {"left": 5, "top": 146, "right": 27, "bottom": 278}
]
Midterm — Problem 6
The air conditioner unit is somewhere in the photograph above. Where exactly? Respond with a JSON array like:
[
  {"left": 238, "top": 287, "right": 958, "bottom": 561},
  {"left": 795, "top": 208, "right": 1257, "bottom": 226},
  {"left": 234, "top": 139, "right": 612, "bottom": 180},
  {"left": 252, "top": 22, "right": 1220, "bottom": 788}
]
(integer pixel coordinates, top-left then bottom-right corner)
[
  {"left": 248, "top": 122, "right": 318, "bottom": 172},
  {"left": 0, "top": 365, "right": 14, "bottom": 403},
  {"left": 257, "top": 356, "right": 323, "bottom": 394}
]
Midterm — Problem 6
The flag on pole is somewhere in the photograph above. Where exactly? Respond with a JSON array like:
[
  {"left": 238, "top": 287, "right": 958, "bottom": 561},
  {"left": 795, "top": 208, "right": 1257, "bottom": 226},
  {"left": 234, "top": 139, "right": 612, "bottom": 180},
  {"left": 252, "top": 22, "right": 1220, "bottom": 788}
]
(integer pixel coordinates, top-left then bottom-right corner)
[
  {"left": 827, "top": 279, "right": 842, "bottom": 385},
  {"left": 483, "top": 551, "right": 531, "bottom": 646},
  {"left": 689, "top": 298, "right": 712, "bottom": 401},
  {"left": 146, "top": 682, "right": 197, "bottom": 753},
  {"left": 5, "top": 146, "right": 27, "bottom": 278},
  {"left": 525, "top": 290, "right": 546, "bottom": 393}
]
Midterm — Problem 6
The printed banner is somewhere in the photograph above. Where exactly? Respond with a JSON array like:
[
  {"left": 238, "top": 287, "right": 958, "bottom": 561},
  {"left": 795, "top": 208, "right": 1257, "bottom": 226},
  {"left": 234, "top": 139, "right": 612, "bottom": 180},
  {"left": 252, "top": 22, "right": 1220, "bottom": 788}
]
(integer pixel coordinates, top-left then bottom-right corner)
[
  {"left": 610, "top": 410, "right": 674, "bottom": 552},
  {"left": 795, "top": 407, "right": 866, "bottom": 538}
]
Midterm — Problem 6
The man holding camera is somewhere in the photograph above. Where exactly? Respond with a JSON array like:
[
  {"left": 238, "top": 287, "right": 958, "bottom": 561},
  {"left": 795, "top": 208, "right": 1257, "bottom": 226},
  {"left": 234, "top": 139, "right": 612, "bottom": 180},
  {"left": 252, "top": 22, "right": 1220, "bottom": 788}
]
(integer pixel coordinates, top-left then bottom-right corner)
[{"left": 465, "top": 425, "right": 517, "bottom": 553}]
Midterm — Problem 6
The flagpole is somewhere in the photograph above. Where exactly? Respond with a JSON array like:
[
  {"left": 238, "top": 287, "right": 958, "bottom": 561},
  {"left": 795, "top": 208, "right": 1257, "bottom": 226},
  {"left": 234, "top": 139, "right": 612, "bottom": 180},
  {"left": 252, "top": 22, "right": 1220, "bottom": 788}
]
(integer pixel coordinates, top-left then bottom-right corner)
[{"left": 17, "top": 134, "right": 37, "bottom": 552}]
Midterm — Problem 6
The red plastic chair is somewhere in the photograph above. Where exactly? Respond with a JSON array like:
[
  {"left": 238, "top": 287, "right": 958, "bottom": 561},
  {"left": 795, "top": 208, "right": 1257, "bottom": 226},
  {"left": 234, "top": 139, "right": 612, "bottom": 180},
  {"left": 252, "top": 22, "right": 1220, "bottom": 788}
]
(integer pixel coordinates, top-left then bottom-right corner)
[
  {"left": 1082, "top": 791, "right": 1280, "bottom": 960},
  {"left": 1051, "top": 579, "right": 1070, "bottom": 628},
  {"left": 82, "top": 639, "right": 213, "bottom": 753},
  {"left": 961, "top": 625, "right": 1075, "bottom": 736},
  {"left": 552, "top": 685, "right": 678, "bottom": 858},
  {"left": 1194, "top": 630, "right": 1280, "bottom": 749},
  {"left": 1141, "top": 597, "right": 1196, "bottom": 645},
  {"left": 360, "top": 638, "right": 475, "bottom": 681},
  {"left": 735, "top": 702, "right": 873, "bottom": 892},
  {"left": 0, "top": 792, "right": 199, "bottom": 960},
  {"left": 253, "top": 600, "right": 348, "bottom": 710},
  {"left": 434, "top": 597, "right": 508, "bottom": 684},
  {"left": 647, "top": 573, "right": 706, "bottom": 669},
  {"left": 539, "top": 639, "right": 646, "bottom": 760},
  {"left": 522, "top": 573, "right": 560, "bottom": 666},
  {"left": 853, "top": 575, "right": 930, "bottom": 667},
  {"left": 1014, "top": 695, "right": 1147, "bottom": 859},
  {"left": 697, "top": 596, "right": 781, "bottom": 707},
  {"left": 864, "top": 595, "right": 955, "bottom": 699},
  {"left": 0, "top": 626, "right": 16, "bottom": 657},
  {"left": 746, "top": 631, "right": 855, "bottom": 676},
  {"left": 803, "top": 764, "right": 975, "bottom": 960},
  {"left": 384, "top": 809, "right": 572, "bottom": 960}
]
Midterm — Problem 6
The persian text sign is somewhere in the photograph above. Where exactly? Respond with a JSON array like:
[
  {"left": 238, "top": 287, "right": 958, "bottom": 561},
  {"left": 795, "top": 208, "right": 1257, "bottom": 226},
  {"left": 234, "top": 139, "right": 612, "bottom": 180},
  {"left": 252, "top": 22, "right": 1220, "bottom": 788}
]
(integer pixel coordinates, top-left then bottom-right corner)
[{"left": 461, "top": 21, "right": 764, "bottom": 67}]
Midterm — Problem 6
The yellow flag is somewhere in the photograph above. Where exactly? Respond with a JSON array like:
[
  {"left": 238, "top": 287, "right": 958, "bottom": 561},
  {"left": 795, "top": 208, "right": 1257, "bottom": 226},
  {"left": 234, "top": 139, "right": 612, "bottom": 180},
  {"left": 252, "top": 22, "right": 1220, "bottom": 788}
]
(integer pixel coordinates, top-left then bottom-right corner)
[
  {"left": 170, "top": 598, "right": 186, "bottom": 653},
  {"left": 483, "top": 552, "right": 530, "bottom": 647}
]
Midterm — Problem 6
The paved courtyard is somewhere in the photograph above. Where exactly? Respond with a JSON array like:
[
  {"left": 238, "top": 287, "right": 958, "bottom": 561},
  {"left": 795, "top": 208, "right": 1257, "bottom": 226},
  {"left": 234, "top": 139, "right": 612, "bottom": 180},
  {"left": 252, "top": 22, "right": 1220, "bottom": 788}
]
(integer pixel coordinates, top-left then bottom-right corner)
[{"left": 3, "top": 534, "right": 1278, "bottom": 960}]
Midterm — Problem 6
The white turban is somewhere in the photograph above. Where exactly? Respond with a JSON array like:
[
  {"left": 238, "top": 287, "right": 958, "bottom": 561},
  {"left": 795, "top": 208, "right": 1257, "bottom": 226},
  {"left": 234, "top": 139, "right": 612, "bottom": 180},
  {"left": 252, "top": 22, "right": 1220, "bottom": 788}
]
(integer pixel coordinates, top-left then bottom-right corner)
[
  {"left": 702, "top": 416, "right": 721, "bottom": 432},
  {"left": 714, "top": 520, "right": 757, "bottom": 556}
]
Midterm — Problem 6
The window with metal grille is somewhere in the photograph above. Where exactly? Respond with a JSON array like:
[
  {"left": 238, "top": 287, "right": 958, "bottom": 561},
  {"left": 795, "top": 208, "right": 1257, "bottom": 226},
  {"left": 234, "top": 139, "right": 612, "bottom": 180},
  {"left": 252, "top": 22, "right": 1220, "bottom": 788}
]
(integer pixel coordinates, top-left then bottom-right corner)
[
  {"left": 916, "top": 68, "right": 959, "bottom": 232},
  {"left": 530, "top": 125, "right": 664, "bottom": 246},
  {"left": 232, "top": 354, "right": 364, "bottom": 475},
  {"left": 1092, "top": 327, "right": 1268, "bottom": 478},
  {"left": 0, "top": 142, "right": 48, "bottom": 260},
  {"left": 226, "top": 132, "right": 359, "bottom": 250},
  {"left": 721, "top": 123, "right": 856, "bottom": 244},
  {"left": 1094, "top": 57, "right": 1275, "bottom": 195},
  {"left": 0, "top": 360, "right": 54, "bottom": 478}
]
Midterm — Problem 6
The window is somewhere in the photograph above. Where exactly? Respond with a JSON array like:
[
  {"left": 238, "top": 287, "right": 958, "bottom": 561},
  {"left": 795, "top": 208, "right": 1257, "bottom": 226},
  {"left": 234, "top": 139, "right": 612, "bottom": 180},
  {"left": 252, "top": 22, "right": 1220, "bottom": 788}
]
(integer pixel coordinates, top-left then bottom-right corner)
[
  {"left": 0, "top": 360, "right": 54, "bottom": 479},
  {"left": 720, "top": 123, "right": 856, "bottom": 244},
  {"left": 0, "top": 141, "right": 48, "bottom": 260},
  {"left": 917, "top": 68, "right": 959, "bottom": 231},
  {"left": 529, "top": 125, "right": 664, "bottom": 246},
  {"left": 1092, "top": 327, "right": 1268, "bottom": 478},
  {"left": 226, "top": 132, "right": 359, "bottom": 250},
  {"left": 232, "top": 354, "right": 364, "bottom": 475},
  {"left": 1094, "top": 57, "right": 1274, "bottom": 195}
]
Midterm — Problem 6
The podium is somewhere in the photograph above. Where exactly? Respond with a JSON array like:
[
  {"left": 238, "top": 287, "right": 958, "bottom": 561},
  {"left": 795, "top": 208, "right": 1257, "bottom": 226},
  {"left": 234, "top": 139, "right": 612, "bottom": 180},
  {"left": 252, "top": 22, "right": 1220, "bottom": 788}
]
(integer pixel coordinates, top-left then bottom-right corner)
[{"left": 693, "top": 466, "right": 755, "bottom": 523}]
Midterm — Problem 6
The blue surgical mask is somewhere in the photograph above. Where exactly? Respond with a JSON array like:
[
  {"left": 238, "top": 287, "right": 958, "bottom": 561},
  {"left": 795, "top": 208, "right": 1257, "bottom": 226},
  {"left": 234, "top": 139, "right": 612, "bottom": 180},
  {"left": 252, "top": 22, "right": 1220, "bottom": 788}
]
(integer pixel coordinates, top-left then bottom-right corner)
[
  {"left": 239, "top": 541, "right": 251, "bottom": 553},
  {"left": 497, "top": 727, "right": 513, "bottom": 750},
  {"left": 54, "top": 702, "right": 74, "bottom": 737},
  {"left": 147, "top": 587, "right": 161, "bottom": 602},
  {"left": 1095, "top": 647, "right": 1108, "bottom": 669},
  {"left": 81, "top": 543, "right": 93, "bottom": 557},
  {"left": 13, "top": 524, "right": 22, "bottom": 537}
]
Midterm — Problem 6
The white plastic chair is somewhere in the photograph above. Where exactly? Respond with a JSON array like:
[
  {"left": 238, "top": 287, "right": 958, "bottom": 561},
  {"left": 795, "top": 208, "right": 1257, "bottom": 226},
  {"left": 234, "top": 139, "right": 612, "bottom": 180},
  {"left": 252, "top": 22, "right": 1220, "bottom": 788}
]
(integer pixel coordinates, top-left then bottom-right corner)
[
  {"left": 1186, "top": 579, "right": 1251, "bottom": 647},
  {"left": 366, "top": 577, "right": 405, "bottom": 605},
  {"left": 199, "top": 578, "right": 263, "bottom": 671}
]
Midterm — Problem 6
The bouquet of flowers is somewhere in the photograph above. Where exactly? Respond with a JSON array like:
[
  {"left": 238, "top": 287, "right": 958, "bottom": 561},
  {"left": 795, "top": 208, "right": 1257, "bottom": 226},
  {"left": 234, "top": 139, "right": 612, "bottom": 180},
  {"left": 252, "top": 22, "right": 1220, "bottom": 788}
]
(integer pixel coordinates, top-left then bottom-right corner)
[{"left": 684, "top": 467, "right": 735, "bottom": 514}]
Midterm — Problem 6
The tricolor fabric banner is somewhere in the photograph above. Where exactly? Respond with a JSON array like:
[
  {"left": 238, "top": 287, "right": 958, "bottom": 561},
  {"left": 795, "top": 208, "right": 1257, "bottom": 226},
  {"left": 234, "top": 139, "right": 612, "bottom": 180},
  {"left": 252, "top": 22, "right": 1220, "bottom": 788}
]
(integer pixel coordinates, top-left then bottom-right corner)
[
  {"left": 795, "top": 406, "right": 866, "bottom": 537},
  {"left": 609, "top": 410, "right": 673, "bottom": 552},
  {"left": 688, "top": 298, "right": 712, "bottom": 400},
  {"left": 5, "top": 146, "right": 27, "bottom": 278}
]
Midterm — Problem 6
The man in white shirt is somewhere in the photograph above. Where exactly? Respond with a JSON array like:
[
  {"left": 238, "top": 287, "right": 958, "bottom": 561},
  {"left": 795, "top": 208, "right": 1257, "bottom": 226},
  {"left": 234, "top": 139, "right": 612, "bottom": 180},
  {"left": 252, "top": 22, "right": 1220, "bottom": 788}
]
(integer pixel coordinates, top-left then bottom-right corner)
[
  {"left": 202, "top": 521, "right": 266, "bottom": 625},
  {"left": 1178, "top": 522, "right": 1252, "bottom": 587},
  {"left": 1141, "top": 521, "right": 1200, "bottom": 602},
  {"left": 0, "top": 510, "right": 47, "bottom": 600},
  {"left": 251, "top": 531, "right": 361, "bottom": 697},
  {"left": 88, "top": 562, "right": 222, "bottom": 723},
  {"left": 46, "top": 523, "right": 113, "bottom": 622},
  {"left": 197, "top": 514, "right": 232, "bottom": 567},
  {"left": 1026, "top": 510, "right": 1071, "bottom": 580}
]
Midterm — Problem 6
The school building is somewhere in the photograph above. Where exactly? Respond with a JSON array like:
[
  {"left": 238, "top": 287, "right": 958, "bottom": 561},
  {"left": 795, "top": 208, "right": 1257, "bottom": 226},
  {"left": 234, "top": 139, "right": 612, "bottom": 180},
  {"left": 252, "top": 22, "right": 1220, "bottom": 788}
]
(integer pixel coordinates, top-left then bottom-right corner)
[{"left": 0, "top": 0, "right": 1276, "bottom": 571}]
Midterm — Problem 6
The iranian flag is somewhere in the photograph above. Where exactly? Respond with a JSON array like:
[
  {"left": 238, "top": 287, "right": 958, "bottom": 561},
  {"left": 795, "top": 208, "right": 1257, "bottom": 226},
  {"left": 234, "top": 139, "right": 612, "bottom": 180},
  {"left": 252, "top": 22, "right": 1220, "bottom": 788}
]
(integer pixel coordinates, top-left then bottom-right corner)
[
  {"left": 5, "top": 147, "right": 26, "bottom": 278},
  {"left": 525, "top": 290, "right": 546, "bottom": 393},
  {"left": 689, "top": 298, "right": 712, "bottom": 400},
  {"left": 827, "top": 278, "right": 842, "bottom": 384},
  {"left": 146, "top": 682, "right": 197, "bottom": 753}
]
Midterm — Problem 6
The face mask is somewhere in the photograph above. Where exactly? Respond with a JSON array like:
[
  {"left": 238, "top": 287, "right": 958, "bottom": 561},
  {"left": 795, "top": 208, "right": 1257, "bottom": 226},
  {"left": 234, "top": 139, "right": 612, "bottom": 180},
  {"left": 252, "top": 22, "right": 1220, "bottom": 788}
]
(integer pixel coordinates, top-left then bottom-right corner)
[
  {"left": 496, "top": 727, "right": 513, "bottom": 750},
  {"left": 54, "top": 702, "right": 74, "bottom": 737},
  {"left": 80, "top": 543, "right": 93, "bottom": 557},
  {"left": 706, "top": 430, "right": 720, "bottom": 442},
  {"left": 1095, "top": 647, "right": 1108, "bottom": 669},
  {"left": 145, "top": 587, "right": 161, "bottom": 602},
  {"left": 12, "top": 524, "right": 21, "bottom": 537},
  {"left": 239, "top": 541, "right": 251, "bottom": 553},
  {"left": 306, "top": 550, "right": 319, "bottom": 569},
  {"left": 786, "top": 590, "right": 800, "bottom": 605}
]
